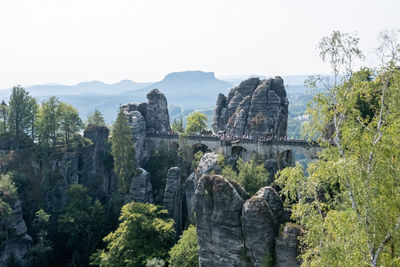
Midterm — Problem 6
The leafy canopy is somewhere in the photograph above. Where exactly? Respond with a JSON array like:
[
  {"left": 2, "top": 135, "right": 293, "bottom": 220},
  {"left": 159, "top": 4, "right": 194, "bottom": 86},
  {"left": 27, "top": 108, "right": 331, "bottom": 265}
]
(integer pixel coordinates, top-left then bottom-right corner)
[
  {"left": 168, "top": 225, "right": 199, "bottom": 267},
  {"left": 87, "top": 109, "right": 106, "bottom": 127},
  {"left": 185, "top": 112, "right": 207, "bottom": 135},
  {"left": 223, "top": 158, "right": 269, "bottom": 195},
  {"left": 276, "top": 30, "right": 400, "bottom": 267},
  {"left": 111, "top": 108, "right": 135, "bottom": 193},
  {"left": 58, "top": 184, "right": 106, "bottom": 267},
  {"left": 91, "top": 202, "right": 175, "bottom": 267}
]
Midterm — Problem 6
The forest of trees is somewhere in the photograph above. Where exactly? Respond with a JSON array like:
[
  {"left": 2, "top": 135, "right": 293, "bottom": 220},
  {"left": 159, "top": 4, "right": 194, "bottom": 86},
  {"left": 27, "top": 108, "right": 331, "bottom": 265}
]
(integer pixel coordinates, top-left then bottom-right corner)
[
  {"left": 1, "top": 29, "right": 400, "bottom": 267},
  {"left": 276, "top": 30, "right": 400, "bottom": 266}
]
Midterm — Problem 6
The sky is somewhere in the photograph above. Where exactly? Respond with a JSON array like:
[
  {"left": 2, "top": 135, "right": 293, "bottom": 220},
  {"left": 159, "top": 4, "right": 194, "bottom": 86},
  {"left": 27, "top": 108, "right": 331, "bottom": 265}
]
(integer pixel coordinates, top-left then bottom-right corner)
[{"left": 0, "top": 0, "right": 399, "bottom": 88}]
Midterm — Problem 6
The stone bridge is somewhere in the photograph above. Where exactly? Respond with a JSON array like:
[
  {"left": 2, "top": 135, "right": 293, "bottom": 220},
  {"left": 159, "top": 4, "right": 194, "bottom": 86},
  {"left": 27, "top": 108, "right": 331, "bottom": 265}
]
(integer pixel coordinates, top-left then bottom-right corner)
[{"left": 146, "top": 133, "right": 321, "bottom": 162}]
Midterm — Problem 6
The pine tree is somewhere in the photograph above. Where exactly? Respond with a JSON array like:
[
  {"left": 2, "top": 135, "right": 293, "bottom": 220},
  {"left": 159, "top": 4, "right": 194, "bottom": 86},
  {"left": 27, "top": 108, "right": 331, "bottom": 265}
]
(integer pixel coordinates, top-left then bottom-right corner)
[
  {"left": 8, "top": 86, "right": 34, "bottom": 148},
  {"left": 111, "top": 109, "right": 135, "bottom": 193},
  {"left": 87, "top": 109, "right": 106, "bottom": 127}
]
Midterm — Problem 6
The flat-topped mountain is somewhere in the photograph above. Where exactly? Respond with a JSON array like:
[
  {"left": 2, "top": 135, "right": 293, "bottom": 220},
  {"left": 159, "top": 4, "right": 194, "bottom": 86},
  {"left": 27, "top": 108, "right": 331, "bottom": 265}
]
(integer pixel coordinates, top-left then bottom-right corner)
[{"left": 125, "top": 71, "right": 233, "bottom": 108}]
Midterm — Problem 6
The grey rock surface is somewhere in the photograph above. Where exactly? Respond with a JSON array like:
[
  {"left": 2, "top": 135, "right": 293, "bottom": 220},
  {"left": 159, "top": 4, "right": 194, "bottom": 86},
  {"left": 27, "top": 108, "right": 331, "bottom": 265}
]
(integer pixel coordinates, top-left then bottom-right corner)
[
  {"left": 184, "top": 152, "right": 222, "bottom": 224},
  {"left": 163, "top": 167, "right": 182, "bottom": 236},
  {"left": 193, "top": 152, "right": 222, "bottom": 181},
  {"left": 125, "top": 168, "right": 153, "bottom": 204},
  {"left": 183, "top": 173, "right": 196, "bottom": 224},
  {"left": 242, "top": 187, "right": 284, "bottom": 266},
  {"left": 83, "top": 125, "right": 117, "bottom": 199},
  {"left": 145, "top": 89, "right": 171, "bottom": 133},
  {"left": 275, "top": 223, "right": 301, "bottom": 267},
  {"left": 121, "top": 89, "right": 171, "bottom": 166},
  {"left": 195, "top": 174, "right": 251, "bottom": 267},
  {"left": 0, "top": 200, "right": 32, "bottom": 267},
  {"left": 213, "top": 77, "right": 288, "bottom": 137}
]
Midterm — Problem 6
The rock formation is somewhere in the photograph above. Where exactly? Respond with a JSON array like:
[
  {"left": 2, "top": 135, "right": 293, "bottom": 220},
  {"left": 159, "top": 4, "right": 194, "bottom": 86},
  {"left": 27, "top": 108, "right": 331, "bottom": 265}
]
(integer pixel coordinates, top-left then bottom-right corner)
[
  {"left": 275, "top": 223, "right": 301, "bottom": 267},
  {"left": 163, "top": 167, "right": 182, "bottom": 236},
  {"left": 124, "top": 168, "right": 153, "bottom": 204},
  {"left": 184, "top": 152, "right": 222, "bottom": 224},
  {"left": 195, "top": 175, "right": 250, "bottom": 267},
  {"left": 242, "top": 187, "right": 284, "bottom": 266},
  {"left": 121, "top": 89, "right": 171, "bottom": 166},
  {"left": 44, "top": 126, "right": 117, "bottom": 214},
  {"left": 213, "top": 77, "right": 289, "bottom": 138},
  {"left": 82, "top": 125, "right": 117, "bottom": 200},
  {"left": 0, "top": 199, "right": 32, "bottom": 267},
  {"left": 195, "top": 174, "right": 287, "bottom": 267}
]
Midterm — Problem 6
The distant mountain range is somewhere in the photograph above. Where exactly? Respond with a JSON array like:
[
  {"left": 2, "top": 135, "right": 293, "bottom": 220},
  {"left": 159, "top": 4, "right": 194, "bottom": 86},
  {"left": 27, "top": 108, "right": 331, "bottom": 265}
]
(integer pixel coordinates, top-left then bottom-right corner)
[
  {"left": 0, "top": 71, "right": 314, "bottom": 123},
  {"left": 27, "top": 80, "right": 152, "bottom": 96}
]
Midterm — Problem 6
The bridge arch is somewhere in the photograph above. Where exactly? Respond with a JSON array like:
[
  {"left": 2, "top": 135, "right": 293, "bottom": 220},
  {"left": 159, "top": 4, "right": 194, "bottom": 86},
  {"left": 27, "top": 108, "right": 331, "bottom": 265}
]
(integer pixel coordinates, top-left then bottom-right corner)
[{"left": 188, "top": 143, "right": 212, "bottom": 162}]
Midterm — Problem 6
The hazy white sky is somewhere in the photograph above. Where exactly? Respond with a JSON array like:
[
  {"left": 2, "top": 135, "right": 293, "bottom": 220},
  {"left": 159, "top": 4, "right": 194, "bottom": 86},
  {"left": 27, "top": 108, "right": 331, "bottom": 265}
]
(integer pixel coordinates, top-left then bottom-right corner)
[{"left": 0, "top": 0, "right": 399, "bottom": 88}]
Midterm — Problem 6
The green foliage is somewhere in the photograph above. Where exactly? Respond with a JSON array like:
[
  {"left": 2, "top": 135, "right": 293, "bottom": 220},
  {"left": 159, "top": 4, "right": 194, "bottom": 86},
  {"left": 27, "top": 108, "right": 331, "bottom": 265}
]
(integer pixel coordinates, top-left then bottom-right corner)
[
  {"left": 58, "top": 184, "right": 106, "bottom": 267},
  {"left": 37, "top": 96, "right": 62, "bottom": 148},
  {"left": 277, "top": 30, "right": 400, "bottom": 266},
  {"left": 59, "top": 103, "right": 83, "bottom": 145},
  {"left": 185, "top": 112, "right": 207, "bottom": 134},
  {"left": 8, "top": 86, "right": 36, "bottom": 148},
  {"left": 223, "top": 158, "right": 269, "bottom": 195},
  {"left": 144, "top": 148, "right": 177, "bottom": 205},
  {"left": 191, "top": 150, "right": 204, "bottom": 171},
  {"left": 87, "top": 109, "right": 106, "bottom": 127},
  {"left": 8, "top": 171, "right": 29, "bottom": 196},
  {"left": 5, "top": 253, "right": 22, "bottom": 267},
  {"left": 111, "top": 109, "right": 135, "bottom": 194},
  {"left": 168, "top": 225, "right": 199, "bottom": 267},
  {"left": 171, "top": 117, "right": 185, "bottom": 133},
  {"left": 260, "top": 252, "right": 273, "bottom": 267},
  {"left": 0, "top": 100, "right": 9, "bottom": 134},
  {"left": 0, "top": 174, "right": 18, "bottom": 243},
  {"left": 91, "top": 202, "right": 175, "bottom": 267},
  {"left": 145, "top": 258, "right": 165, "bottom": 267},
  {"left": 28, "top": 209, "right": 53, "bottom": 267}
]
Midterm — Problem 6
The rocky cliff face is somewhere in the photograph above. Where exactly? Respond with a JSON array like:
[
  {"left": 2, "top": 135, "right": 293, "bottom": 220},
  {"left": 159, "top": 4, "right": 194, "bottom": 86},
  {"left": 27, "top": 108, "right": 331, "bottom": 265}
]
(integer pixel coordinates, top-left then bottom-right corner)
[
  {"left": 275, "top": 223, "right": 301, "bottom": 267},
  {"left": 121, "top": 89, "right": 171, "bottom": 166},
  {"left": 44, "top": 126, "right": 116, "bottom": 214},
  {"left": 124, "top": 168, "right": 153, "bottom": 204},
  {"left": 184, "top": 152, "right": 222, "bottom": 224},
  {"left": 195, "top": 175, "right": 250, "bottom": 267},
  {"left": 195, "top": 173, "right": 297, "bottom": 267},
  {"left": 0, "top": 199, "right": 32, "bottom": 267},
  {"left": 213, "top": 77, "right": 289, "bottom": 137},
  {"left": 242, "top": 187, "right": 284, "bottom": 266},
  {"left": 82, "top": 125, "right": 117, "bottom": 200},
  {"left": 163, "top": 167, "right": 182, "bottom": 236}
]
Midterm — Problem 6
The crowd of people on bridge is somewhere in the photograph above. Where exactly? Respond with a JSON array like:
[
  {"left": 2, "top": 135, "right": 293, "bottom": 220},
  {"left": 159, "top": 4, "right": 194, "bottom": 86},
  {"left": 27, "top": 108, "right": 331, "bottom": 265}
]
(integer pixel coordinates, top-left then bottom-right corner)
[{"left": 147, "top": 130, "right": 317, "bottom": 145}]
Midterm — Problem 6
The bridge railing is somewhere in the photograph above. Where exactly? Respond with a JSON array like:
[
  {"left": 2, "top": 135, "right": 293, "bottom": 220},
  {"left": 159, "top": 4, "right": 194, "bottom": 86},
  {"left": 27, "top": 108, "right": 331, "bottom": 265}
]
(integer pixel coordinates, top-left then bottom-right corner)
[{"left": 146, "top": 132, "right": 319, "bottom": 147}]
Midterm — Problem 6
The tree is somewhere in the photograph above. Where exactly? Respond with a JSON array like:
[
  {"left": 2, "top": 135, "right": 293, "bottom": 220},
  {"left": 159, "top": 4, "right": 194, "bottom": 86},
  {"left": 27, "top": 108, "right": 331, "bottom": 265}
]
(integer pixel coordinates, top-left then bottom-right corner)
[
  {"left": 58, "top": 184, "right": 106, "bottom": 267},
  {"left": 276, "top": 30, "right": 400, "bottom": 267},
  {"left": 87, "top": 109, "right": 106, "bottom": 127},
  {"left": 185, "top": 112, "right": 207, "bottom": 135},
  {"left": 38, "top": 97, "right": 62, "bottom": 148},
  {"left": 0, "top": 174, "right": 18, "bottom": 243},
  {"left": 59, "top": 103, "right": 83, "bottom": 145},
  {"left": 27, "top": 98, "right": 39, "bottom": 140},
  {"left": 28, "top": 209, "right": 53, "bottom": 267},
  {"left": 223, "top": 158, "right": 269, "bottom": 195},
  {"left": 0, "top": 100, "right": 9, "bottom": 134},
  {"left": 171, "top": 117, "right": 185, "bottom": 133},
  {"left": 91, "top": 202, "right": 175, "bottom": 267},
  {"left": 8, "top": 86, "right": 34, "bottom": 148},
  {"left": 168, "top": 225, "right": 199, "bottom": 267},
  {"left": 111, "top": 108, "right": 135, "bottom": 193}
]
